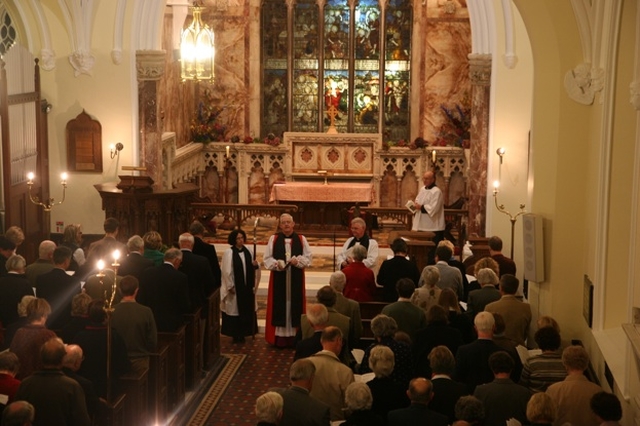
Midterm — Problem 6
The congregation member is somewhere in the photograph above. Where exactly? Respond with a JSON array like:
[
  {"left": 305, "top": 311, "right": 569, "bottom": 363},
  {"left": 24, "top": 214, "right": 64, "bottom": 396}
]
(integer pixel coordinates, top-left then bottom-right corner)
[
  {"left": 62, "top": 344, "right": 100, "bottom": 421},
  {"left": 179, "top": 232, "right": 215, "bottom": 312},
  {"left": 83, "top": 258, "right": 122, "bottom": 304},
  {"left": 263, "top": 214, "right": 312, "bottom": 348},
  {"left": 455, "top": 311, "right": 520, "bottom": 393},
  {"left": 438, "top": 239, "right": 470, "bottom": 299},
  {"left": 492, "top": 312, "right": 519, "bottom": 354},
  {"left": 0, "top": 255, "right": 34, "bottom": 328},
  {"left": 411, "top": 171, "right": 445, "bottom": 245},
  {"left": 1, "top": 400, "right": 35, "bottom": 426},
  {"left": 342, "top": 382, "right": 385, "bottom": 426},
  {"left": 376, "top": 238, "right": 420, "bottom": 302},
  {"left": 337, "top": 217, "right": 379, "bottom": 270},
  {"left": 24, "top": 240, "right": 55, "bottom": 287},
  {"left": 142, "top": 231, "right": 165, "bottom": 266},
  {"left": 466, "top": 268, "right": 501, "bottom": 317},
  {"left": 276, "top": 358, "right": 330, "bottom": 426},
  {"left": 15, "top": 337, "right": 90, "bottom": 426},
  {"left": 117, "top": 235, "right": 154, "bottom": 279},
  {"left": 438, "top": 288, "right": 475, "bottom": 343},
  {"left": 59, "top": 292, "right": 92, "bottom": 343},
  {"left": 10, "top": 299, "right": 56, "bottom": 379},
  {"left": 342, "top": 245, "right": 377, "bottom": 302},
  {"left": 0, "top": 351, "right": 21, "bottom": 410},
  {"left": 0, "top": 237, "right": 16, "bottom": 277},
  {"left": 359, "top": 314, "right": 413, "bottom": 388},
  {"left": 255, "top": 391, "right": 284, "bottom": 426},
  {"left": 294, "top": 303, "right": 327, "bottom": 361},
  {"left": 488, "top": 235, "right": 516, "bottom": 277},
  {"left": 308, "top": 327, "right": 354, "bottom": 421},
  {"left": 473, "top": 351, "right": 532, "bottom": 426},
  {"left": 73, "top": 299, "right": 131, "bottom": 399},
  {"left": 60, "top": 224, "right": 85, "bottom": 271},
  {"left": 431, "top": 244, "right": 464, "bottom": 301},
  {"left": 1, "top": 296, "right": 35, "bottom": 351},
  {"left": 189, "top": 220, "right": 222, "bottom": 288},
  {"left": 413, "top": 305, "right": 463, "bottom": 378},
  {"left": 485, "top": 274, "right": 532, "bottom": 346},
  {"left": 387, "top": 377, "right": 448, "bottom": 426},
  {"left": 519, "top": 326, "right": 566, "bottom": 392},
  {"left": 411, "top": 265, "right": 441, "bottom": 316},
  {"left": 546, "top": 345, "right": 602, "bottom": 426},
  {"left": 427, "top": 345, "right": 469, "bottom": 424},
  {"left": 382, "top": 278, "right": 427, "bottom": 342},
  {"left": 329, "top": 271, "right": 363, "bottom": 346},
  {"left": 111, "top": 275, "right": 157, "bottom": 375},
  {"left": 454, "top": 395, "right": 486, "bottom": 426},
  {"left": 85, "top": 217, "right": 127, "bottom": 261},
  {"left": 526, "top": 392, "right": 557, "bottom": 426},
  {"left": 366, "top": 345, "right": 410, "bottom": 421},
  {"left": 4, "top": 227, "right": 23, "bottom": 256},
  {"left": 34, "top": 246, "right": 81, "bottom": 330},
  {"left": 138, "top": 248, "right": 190, "bottom": 332},
  {"left": 465, "top": 256, "right": 500, "bottom": 297},
  {"left": 221, "top": 229, "right": 259, "bottom": 343},
  {"left": 590, "top": 391, "right": 623, "bottom": 426},
  {"left": 301, "top": 286, "right": 351, "bottom": 360}
]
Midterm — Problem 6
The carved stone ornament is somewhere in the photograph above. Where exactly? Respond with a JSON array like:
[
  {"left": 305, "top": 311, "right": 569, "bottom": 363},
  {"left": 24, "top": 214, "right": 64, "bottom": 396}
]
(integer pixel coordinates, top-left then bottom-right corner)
[
  {"left": 564, "top": 63, "right": 604, "bottom": 105},
  {"left": 111, "top": 49, "right": 123, "bottom": 65},
  {"left": 40, "top": 49, "right": 56, "bottom": 71},
  {"left": 136, "top": 51, "right": 166, "bottom": 81},
  {"left": 468, "top": 54, "right": 492, "bottom": 86},
  {"left": 69, "top": 49, "right": 96, "bottom": 77}
]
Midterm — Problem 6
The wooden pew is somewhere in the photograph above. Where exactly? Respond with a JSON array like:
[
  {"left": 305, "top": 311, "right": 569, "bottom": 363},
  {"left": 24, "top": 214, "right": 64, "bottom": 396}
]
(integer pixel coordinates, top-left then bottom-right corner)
[
  {"left": 203, "top": 289, "right": 221, "bottom": 369},
  {"left": 148, "top": 342, "right": 169, "bottom": 424},
  {"left": 120, "top": 367, "right": 149, "bottom": 426},
  {"left": 359, "top": 301, "right": 390, "bottom": 348},
  {"left": 158, "top": 326, "right": 186, "bottom": 412},
  {"left": 184, "top": 308, "right": 203, "bottom": 389},
  {"left": 95, "top": 394, "right": 126, "bottom": 426}
]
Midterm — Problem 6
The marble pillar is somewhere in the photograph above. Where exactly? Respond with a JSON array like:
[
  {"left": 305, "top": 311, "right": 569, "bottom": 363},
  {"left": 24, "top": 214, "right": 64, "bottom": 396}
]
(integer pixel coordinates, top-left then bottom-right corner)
[
  {"left": 467, "top": 53, "right": 491, "bottom": 237},
  {"left": 136, "top": 51, "right": 166, "bottom": 189}
]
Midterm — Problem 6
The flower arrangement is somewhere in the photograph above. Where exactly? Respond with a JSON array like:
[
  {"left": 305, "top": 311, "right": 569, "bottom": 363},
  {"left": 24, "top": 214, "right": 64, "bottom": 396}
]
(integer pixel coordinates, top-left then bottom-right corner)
[
  {"left": 432, "top": 101, "right": 471, "bottom": 148},
  {"left": 263, "top": 133, "right": 282, "bottom": 146},
  {"left": 382, "top": 137, "right": 428, "bottom": 151},
  {"left": 190, "top": 102, "right": 226, "bottom": 143}
]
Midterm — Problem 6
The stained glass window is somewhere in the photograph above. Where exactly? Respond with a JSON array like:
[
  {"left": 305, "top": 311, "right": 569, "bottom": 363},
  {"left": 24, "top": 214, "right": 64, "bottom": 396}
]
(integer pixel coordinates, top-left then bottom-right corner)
[
  {"left": 261, "top": 0, "right": 411, "bottom": 139},
  {"left": 0, "top": 8, "right": 17, "bottom": 56}
]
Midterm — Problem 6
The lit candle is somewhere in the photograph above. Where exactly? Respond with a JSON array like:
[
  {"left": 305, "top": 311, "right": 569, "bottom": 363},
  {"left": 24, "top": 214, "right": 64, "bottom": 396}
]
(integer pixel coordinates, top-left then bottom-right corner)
[
  {"left": 97, "top": 259, "right": 105, "bottom": 272},
  {"left": 113, "top": 250, "right": 121, "bottom": 262},
  {"left": 27, "top": 172, "right": 34, "bottom": 184},
  {"left": 493, "top": 180, "right": 500, "bottom": 194},
  {"left": 431, "top": 150, "right": 437, "bottom": 163},
  {"left": 109, "top": 144, "right": 115, "bottom": 151},
  {"left": 226, "top": 145, "right": 230, "bottom": 158},
  {"left": 60, "top": 172, "right": 68, "bottom": 185}
]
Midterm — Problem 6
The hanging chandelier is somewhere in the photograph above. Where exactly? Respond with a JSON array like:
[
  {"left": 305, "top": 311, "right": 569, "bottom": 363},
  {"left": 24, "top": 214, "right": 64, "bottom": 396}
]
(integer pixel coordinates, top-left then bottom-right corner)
[{"left": 180, "top": 2, "right": 215, "bottom": 82}]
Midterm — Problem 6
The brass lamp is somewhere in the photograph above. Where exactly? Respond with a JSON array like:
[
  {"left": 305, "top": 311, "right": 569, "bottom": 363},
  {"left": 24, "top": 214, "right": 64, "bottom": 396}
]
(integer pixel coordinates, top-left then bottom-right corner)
[{"left": 180, "top": 2, "right": 215, "bottom": 81}]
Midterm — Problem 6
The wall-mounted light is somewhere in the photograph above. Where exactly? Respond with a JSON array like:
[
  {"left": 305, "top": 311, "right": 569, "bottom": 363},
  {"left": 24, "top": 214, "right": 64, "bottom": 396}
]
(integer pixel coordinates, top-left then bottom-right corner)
[
  {"left": 180, "top": 1, "right": 215, "bottom": 82},
  {"left": 496, "top": 147, "right": 506, "bottom": 164},
  {"left": 110, "top": 143, "right": 124, "bottom": 159},
  {"left": 41, "top": 100, "right": 53, "bottom": 114}
]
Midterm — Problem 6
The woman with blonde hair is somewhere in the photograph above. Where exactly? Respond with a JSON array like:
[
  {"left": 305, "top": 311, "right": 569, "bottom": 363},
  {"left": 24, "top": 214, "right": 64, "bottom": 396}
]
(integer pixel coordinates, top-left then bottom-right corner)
[
  {"left": 411, "top": 265, "right": 441, "bottom": 315},
  {"left": 366, "top": 345, "right": 409, "bottom": 420},
  {"left": 61, "top": 224, "right": 85, "bottom": 271},
  {"left": 10, "top": 298, "right": 56, "bottom": 379},
  {"left": 142, "top": 231, "right": 165, "bottom": 266},
  {"left": 526, "top": 392, "right": 556, "bottom": 426}
]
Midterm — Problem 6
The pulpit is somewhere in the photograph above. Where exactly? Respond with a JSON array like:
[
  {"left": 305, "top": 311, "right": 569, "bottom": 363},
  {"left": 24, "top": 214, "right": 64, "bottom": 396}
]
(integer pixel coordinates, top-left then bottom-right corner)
[{"left": 94, "top": 182, "right": 198, "bottom": 243}]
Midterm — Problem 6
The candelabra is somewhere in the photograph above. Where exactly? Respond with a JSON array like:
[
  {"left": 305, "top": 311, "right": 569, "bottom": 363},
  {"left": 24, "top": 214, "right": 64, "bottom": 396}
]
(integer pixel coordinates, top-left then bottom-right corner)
[
  {"left": 97, "top": 249, "right": 121, "bottom": 402},
  {"left": 492, "top": 147, "right": 525, "bottom": 259},
  {"left": 26, "top": 172, "right": 67, "bottom": 211}
]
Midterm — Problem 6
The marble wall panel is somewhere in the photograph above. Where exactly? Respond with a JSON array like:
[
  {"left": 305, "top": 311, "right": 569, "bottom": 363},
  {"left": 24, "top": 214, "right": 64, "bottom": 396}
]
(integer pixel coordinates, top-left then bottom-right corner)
[{"left": 425, "top": 0, "right": 469, "bottom": 19}]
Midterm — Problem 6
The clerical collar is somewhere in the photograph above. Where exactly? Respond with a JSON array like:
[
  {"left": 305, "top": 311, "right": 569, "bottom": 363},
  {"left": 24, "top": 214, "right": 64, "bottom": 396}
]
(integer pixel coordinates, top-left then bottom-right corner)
[{"left": 426, "top": 183, "right": 436, "bottom": 190}]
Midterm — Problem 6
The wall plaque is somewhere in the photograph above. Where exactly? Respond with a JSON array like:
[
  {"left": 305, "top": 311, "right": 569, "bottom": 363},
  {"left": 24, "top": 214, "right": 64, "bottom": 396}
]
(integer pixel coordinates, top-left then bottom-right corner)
[{"left": 66, "top": 110, "right": 102, "bottom": 172}]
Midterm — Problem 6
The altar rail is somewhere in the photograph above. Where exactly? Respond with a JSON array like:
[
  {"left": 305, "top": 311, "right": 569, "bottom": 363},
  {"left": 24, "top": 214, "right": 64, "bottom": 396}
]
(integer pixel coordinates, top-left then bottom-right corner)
[{"left": 191, "top": 203, "right": 299, "bottom": 230}]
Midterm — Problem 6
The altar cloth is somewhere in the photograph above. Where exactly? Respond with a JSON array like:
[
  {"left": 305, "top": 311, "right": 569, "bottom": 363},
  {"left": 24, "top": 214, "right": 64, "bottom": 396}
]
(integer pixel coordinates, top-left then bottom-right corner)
[{"left": 269, "top": 182, "right": 374, "bottom": 203}]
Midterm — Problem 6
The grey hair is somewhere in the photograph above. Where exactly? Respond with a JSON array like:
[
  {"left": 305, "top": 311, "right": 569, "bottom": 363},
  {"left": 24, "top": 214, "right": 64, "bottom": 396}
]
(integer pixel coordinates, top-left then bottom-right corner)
[
  {"left": 306, "top": 303, "right": 329, "bottom": 326},
  {"left": 474, "top": 311, "right": 495, "bottom": 333},
  {"left": 38, "top": 240, "right": 56, "bottom": 258},
  {"left": 5, "top": 254, "right": 26, "bottom": 272},
  {"left": 2, "top": 400, "right": 35, "bottom": 426},
  {"left": 476, "top": 268, "right": 499, "bottom": 286},
  {"left": 351, "top": 244, "right": 367, "bottom": 262},
  {"left": 127, "top": 235, "right": 145, "bottom": 252},
  {"left": 370, "top": 314, "right": 397, "bottom": 338},
  {"left": 345, "top": 382, "right": 373, "bottom": 411},
  {"left": 164, "top": 247, "right": 183, "bottom": 262},
  {"left": 420, "top": 265, "right": 440, "bottom": 288},
  {"left": 289, "top": 358, "right": 315, "bottom": 382},
  {"left": 178, "top": 233, "right": 195, "bottom": 246},
  {"left": 329, "top": 271, "right": 347, "bottom": 292},
  {"left": 368, "top": 345, "right": 395, "bottom": 378},
  {"left": 255, "top": 391, "right": 283, "bottom": 423}
]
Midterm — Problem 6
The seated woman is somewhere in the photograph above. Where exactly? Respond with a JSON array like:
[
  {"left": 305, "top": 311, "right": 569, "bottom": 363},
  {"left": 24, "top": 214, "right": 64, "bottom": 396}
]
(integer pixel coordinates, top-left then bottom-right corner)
[
  {"left": 366, "top": 345, "right": 409, "bottom": 421},
  {"left": 10, "top": 298, "right": 56, "bottom": 379},
  {"left": 343, "top": 382, "right": 385, "bottom": 426},
  {"left": 411, "top": 265, "right": 441, "bottom": 315},
  {"left": 342, "top": 245, "right": 377, "bottom": 302}
]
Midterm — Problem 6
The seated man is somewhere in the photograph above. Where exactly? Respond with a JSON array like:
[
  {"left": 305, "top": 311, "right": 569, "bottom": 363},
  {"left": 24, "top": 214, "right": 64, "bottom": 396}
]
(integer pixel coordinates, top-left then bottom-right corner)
[
  {"left": 381, "top": 278, "right": 427, "bottom": 342},
  {"left": 337, "top": 218, "right": 379, "bottom": 270}
]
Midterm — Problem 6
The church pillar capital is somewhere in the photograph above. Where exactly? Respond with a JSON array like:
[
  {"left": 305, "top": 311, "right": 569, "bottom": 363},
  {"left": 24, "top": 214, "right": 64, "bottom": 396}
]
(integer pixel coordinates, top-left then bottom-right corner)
[
  {"left": 468, "top": 53, "right": 492, "bottom": 86},
  {"left": 136, "top": 50, "right": 166, "bottom": 81}
]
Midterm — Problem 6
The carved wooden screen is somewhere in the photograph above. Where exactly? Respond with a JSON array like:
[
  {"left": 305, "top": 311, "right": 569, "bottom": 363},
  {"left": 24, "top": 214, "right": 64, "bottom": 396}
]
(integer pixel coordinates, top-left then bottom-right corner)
[{"left": 261, "top": 0, "right": 412, "bottom": 140}]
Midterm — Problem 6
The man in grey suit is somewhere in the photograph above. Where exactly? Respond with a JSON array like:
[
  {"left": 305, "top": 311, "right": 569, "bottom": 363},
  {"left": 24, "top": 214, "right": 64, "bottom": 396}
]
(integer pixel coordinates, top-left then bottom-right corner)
[
  {"left": 277, "top": 359, "right": 330, "bottom": 426},
  {"left": 425, "top": 245, "right": 463, "bottom": 301}
]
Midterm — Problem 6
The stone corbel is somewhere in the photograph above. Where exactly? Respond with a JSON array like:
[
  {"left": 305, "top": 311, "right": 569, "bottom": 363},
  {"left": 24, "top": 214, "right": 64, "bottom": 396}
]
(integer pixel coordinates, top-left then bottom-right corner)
[
  {"left": 563, "top": 63, "right": 604, "bottom": 105},
  {"left": 69, "top": 50, "right": 96, "bottom": 77},
  {"left": 136, "top": 51, "right": 166, "bottom": 81},
  {"left": 40, "top": 49, "right": 56, "bottom": 71}
]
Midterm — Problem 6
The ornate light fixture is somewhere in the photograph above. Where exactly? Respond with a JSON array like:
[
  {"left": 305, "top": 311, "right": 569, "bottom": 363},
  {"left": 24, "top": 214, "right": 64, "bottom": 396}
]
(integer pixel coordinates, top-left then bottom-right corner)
[{"left": 180, "top": 1, "right": 215, "bottom": 82}]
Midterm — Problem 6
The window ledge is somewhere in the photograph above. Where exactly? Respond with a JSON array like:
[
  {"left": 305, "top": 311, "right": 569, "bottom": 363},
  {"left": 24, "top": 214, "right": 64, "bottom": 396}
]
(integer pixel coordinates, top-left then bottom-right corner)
[{"left": 593, "top": 327, "right": 630, "bottom": 400}]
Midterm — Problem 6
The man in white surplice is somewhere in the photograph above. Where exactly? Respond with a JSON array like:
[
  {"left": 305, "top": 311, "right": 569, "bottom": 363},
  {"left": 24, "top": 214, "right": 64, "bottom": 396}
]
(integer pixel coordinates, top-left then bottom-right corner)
[{"left": 412, "top": 171, "right": 445, "bottom": 243}]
